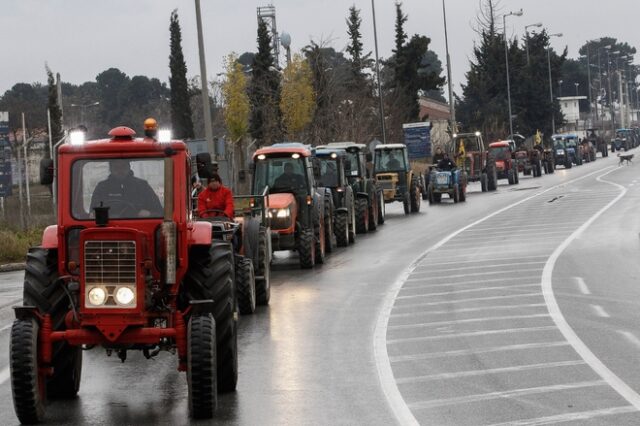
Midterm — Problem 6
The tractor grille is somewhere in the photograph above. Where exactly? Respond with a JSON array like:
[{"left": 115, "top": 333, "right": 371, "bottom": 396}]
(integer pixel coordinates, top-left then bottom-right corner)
[
  {"left": 84, "top": 241, "right": 136, "bottom": 285},
  {"left": 377, "top": 179, "right": 395, "bottom": 191}
]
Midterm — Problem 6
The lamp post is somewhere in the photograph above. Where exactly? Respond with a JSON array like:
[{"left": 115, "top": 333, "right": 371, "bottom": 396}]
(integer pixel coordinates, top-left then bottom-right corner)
[
  {"left": 69, "top": 101, "right": 100, "bottom": 126},
  {"left": 524, "top": 22, "right": 542, "bottom": 65},
  {"left": 442, "top": 0, "right": 456, "bottom": 138},
  {"left": 194, "top": 0, "right": 215, "bottom": 156},
  {"left": 574, "top": 82, "right": 580, "bottom": 96},
  {"left": 546, "top": 32, "right": 563, "bottom": 135},
  {"left": 503, "top": 9, "right": 523, "bottom": 139},
  {"left": 370, "top": 0, "right": 386, "bottom": 144}
]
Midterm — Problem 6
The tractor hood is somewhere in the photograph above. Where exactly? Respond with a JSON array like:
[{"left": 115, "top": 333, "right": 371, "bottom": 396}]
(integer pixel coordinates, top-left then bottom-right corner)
[
  {"left": 495, "top": 160, "right": 506, "bottom": 171},
  {"left": 266, "top": 193, "right": 296, "bottom": 209}
]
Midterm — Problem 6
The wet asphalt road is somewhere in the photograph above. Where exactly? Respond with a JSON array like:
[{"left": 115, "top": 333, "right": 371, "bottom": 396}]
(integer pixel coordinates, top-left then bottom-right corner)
[{"left": 0, "top": 152, "right": 639, "bottom": 425}]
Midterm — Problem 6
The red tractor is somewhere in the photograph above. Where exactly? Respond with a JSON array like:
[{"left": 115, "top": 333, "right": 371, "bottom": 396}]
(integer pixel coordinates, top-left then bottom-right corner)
[
  {"left": 488, "top": 141, "right": 519, "bottom": 185},
  {"left": 252, "top": 143, "right": 327, "bottom": 269},
  {"left": 11, "top": 125, "right": 237, "bottom": 422},
  {"left": 451, "top": 132, "right": 497, "bottom": 192}
]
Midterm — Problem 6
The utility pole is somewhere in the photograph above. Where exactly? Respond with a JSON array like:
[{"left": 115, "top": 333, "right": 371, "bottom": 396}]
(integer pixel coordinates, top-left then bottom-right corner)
[
  {"left": 371, "top": 0, "right": 387, "bottom": 144},
  {"left": 547, "top": 33, "right": 563, "bottom": 135},
  {"left": 194, "top": 0, "right": 215, "bottom": 156},
  {"left": 56, "top": 73, "right": 64, "bottom": 128},
  {"left": 22, "top": 113, "right": 31, "bottom": 218},
  {"left": 442, "top": 0, "right": 457, "bottom": 138},
  {"left": 503, "top": 9, "right": 523, "bottom": 139}
]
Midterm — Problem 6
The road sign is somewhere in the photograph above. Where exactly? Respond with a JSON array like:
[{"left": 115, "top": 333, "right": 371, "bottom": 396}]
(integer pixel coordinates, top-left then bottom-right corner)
[{"left": 402, "top": 122, "right": 432, "bottom": 160}]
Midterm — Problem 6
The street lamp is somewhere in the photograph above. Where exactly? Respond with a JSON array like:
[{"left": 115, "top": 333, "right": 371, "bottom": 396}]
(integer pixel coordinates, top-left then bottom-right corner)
[
  {"left": 503, "top": 8, "right": 523, "bottom": 139},
  {"left": 604, "top": 45, "right": 615, "bottom": 130},
  {"left": 524, "top": 23, "right": 542, "bottom": 65},
  {"left": 574, "top": 82, "right": 580, "bottom": 96},
  {"left": 370, "top": 0, "right": 387, "bottom": 144},
  {"left": 546, "top": 32, "right": 563, "bottom": 135},
  {"left": 558, "top": 80, "right": 564, "bottom": 97},
  {"left": 69, "top": 101, "right": 100, "bottom": 126}
]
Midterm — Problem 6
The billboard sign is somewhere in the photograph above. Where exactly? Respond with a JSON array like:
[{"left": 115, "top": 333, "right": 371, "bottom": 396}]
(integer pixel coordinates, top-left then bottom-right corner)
[{"left": 402, "top": 122, "right": 432, "bottom": 160}]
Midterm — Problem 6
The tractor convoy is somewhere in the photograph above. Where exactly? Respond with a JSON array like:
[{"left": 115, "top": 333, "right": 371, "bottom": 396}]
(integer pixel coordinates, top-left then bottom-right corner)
[{"left": 8, "top": 120, "right": 624, "bottom": 423}]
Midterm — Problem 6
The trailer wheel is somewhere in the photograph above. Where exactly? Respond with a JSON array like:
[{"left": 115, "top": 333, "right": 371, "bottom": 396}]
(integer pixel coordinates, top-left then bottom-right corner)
[
  {"left": 298, "top": 228, "right": 315, "bottom": 269},
  {"left": 377, "top": 192, "right": 385, "bottom": 225},
  {"left": 235, "top": 257, "right": 256, "bottom": 315},
  {"left": 335, "top": 211, "right": 349, "bottom": 247},
  {"left": 255, "top": 227, "right": 271, "bottom": 306},
  {"left": 10, "top": 318, "right": 46, "bottom": 424},
  {"left": 188, "top": 314, "right": 217, "bottom": 419},
  {"left": 183, "top": 242, "right": 237, "bottom": 393}
]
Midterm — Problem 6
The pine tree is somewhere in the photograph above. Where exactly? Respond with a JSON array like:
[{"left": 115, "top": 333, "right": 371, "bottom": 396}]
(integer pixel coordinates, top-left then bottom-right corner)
[
  {"left": 169, "top": 9, "right": 194, "bottom": 139},
  {"left": 45, "top": 64, "right": 62, "bottom": 158},
  {"left": 249, "top": 19, "right": 282, "bottom": 145}
]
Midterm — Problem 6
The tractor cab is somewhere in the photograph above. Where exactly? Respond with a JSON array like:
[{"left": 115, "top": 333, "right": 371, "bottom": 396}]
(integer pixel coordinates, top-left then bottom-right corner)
[
  {"left": 552, "top": 134, "right": 579, "bottom": 168},
  {"left": 374, "top": 144, "right": 421, "bottom": 215},
  {"left": 313, "top": 148, "right": 350, "bottom": 191},
  {"left": 451, "top": 131, "right": 497, "bottom": 192}
]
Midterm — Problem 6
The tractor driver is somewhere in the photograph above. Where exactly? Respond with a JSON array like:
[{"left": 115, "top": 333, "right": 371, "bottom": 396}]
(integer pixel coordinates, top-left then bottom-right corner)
[
  {"left": 385, "top": 152, "right": 401, "bottom": 170},
  {"left": 321, "top": 161, "right": 338, "bottom": 187},
  {"left": 433, "top": 146, "right": 445, "bottom": 163},
  {"left": 437, "top": 153, "right": 456, "bottom": 171},
  {"left": 197, "top": 173, "right": 235, "bottom": 219},
  {"left": 273, "top": 162, "right": 306, "bottom": 190},
  {"left": 90, "top": 159, "right": 163, "bottom": 218}
]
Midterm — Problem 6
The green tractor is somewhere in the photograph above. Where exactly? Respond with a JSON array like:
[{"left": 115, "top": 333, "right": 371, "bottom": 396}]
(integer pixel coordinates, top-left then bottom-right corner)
[{"left": 322, "top": 142, "right": 385, "bottom": 232}]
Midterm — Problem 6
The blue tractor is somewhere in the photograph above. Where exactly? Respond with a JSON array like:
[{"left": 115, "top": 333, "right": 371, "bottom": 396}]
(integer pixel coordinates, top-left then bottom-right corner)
[{"left": 427, "top": 167, "right": 467, "bottom": 204}]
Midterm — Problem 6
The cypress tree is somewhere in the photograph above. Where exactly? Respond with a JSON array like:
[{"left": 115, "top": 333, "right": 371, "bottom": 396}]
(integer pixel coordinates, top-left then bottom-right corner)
[
  {"left": 169, "top": 9, "right": 194, "bottom": 139},
  {"left": 45, "top": 64, "right": 62, "bottom": 158}
]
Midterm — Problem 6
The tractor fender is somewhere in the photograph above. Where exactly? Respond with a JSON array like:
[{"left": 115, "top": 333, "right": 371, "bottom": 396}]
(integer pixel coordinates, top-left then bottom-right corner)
[
  {"left": 355, "top": 191, "right": 369, "bottom": 200},
  {"left": 41, "top": 225, "right": 59, "bottom": 249},
  {"left": 188, "top": 221, "right": 213, "bottom": 246},
  {"left": 335, "top": 206, "right": 349, "bottom": 215}
]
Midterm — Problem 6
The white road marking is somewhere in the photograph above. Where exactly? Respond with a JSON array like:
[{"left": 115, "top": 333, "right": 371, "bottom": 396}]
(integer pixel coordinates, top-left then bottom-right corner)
[
  {"left": 0, "top": 366, "right": 9, "bottom": 385},
  {"left": 408, "top": 380, "right": 605, "bottom": 409},
  {"left": 466, "top": 223, "right": 580, "bottom": 232},
  {"left": 421, "top": 261, "right": 547, "bottom": 274},
  {"left": 405, "top": 276, "right": 539, "bottom": 287},
  {"left": 395, "top": 360, "right": 585, "bottom": 383},
  {"left": 409, "top": 268, "right": 543, "bottom": 280},
  {"left": 618, "top": 331, "right": 640, "bottom": 350},
  {"left": 416, "top": 255, "right": 549, "bottom": 267},
  {"left": 487, "top": 406, "right": 638, "bottom": 426},
  {"left": 374, "top": 165, "right": 614, "bottom": 426},
  {"left": 394, "top": 292, "right": 542, "bottom": 310},
  {"left": 575, "top": 277, "right": 591, "bottom": 295},
  {"left": 592, "top": 304, "right": 610, "bottom": 318},
  {"left": 396, "top": 283, "right": 539, "bottom": 299},
  {"left": 541, "top": 167, "right": 640, "bottom": 410},
  {"left": 390, "top": 341, "right": 570, "bottom": 363},
  {"left": 390, "top": 303, "right": 547, "bottom": 318},
  {"left": 389, "top": 313, "right": 549, "bottom": 330},
  {"left": 387, "top": 326, "right": 557, "bottom": 345}
]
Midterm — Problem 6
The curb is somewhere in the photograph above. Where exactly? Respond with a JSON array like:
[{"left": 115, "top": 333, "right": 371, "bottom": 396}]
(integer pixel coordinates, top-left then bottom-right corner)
[{"left": 0, "top": 263, "right": 26, "bottom": 273}]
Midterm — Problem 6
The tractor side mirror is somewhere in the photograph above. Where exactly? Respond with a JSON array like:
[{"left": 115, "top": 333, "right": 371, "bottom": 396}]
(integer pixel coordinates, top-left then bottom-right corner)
[
  {"left": 196, "top": 153, "right": 216, "bottom": 179},
  {"left": 40, "top": 159, "right": 54, "bottom": 185}
]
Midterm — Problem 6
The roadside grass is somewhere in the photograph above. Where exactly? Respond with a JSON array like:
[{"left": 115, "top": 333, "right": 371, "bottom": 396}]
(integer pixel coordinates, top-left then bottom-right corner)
[{"left": 0, "top": 225, "right": 45, "bottom": 263}]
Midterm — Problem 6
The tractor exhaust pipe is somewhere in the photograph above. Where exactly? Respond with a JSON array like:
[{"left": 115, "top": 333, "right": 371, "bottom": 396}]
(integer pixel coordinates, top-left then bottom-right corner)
[{"left": 163, "top": 157, "right": 176, "bottom": 285}]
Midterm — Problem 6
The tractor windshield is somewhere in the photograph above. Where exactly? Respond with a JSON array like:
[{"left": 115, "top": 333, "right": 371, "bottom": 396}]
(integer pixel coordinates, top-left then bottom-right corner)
[
  {"left": 453, "top": 136, "right": 481, "bottom": 154},
  {"left": 254, "top": 156, "right": 309, "bottom": 195},
  {"left": 344, "top": 151, "right": 360, "bottom": 177},
  {"left": 317, "top": 158, "right": 340, "bottom": 188},
  {"left": 489, "top": 147, "right": 510, "bottom": 160},
  {"left": 71, "top": 158, "right": 165, "bottom": 220},
  {"left": 374, "top": 149, "right": 406, "bottom": 172},
  {"left": 552, "top": 138, "right": 565, "bottom": 150},
  {"left": 565, "top": 138, "right": 578, "bottom": 149}
]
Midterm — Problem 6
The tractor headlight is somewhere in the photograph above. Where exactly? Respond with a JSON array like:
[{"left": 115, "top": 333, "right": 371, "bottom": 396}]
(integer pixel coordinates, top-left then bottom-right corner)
[
  {"left": 87, "top": 287, "right": 107, "bottom": 306},
  {"left": 115, "top": 286, "right": 136, "bottom": 306},
  {"left": 276, "top": 208, "right": 290, "bottom": 218},
  {"left": 556, "top": 149, "right": 565, "bottom": 155}
]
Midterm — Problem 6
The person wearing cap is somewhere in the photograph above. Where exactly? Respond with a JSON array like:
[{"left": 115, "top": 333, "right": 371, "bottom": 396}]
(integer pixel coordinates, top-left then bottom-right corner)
[
  {"left": 90, "top": 159, "right": 163, "bottom": 218},
  {"left": 197, "top": 173, "right": 235, "bottom": 219}
]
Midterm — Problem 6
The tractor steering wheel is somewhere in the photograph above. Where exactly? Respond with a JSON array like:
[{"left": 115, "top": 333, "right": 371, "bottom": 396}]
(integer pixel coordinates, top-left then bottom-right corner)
[
  {"left": 99, "top": 199, "right": 144, "bottom": 218},
  {"left": 199, "top": 209, "right": 233, "bottom": 221}
]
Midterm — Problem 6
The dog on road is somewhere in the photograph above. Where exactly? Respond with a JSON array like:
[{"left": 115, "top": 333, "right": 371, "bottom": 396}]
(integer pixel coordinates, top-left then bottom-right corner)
[{"left": 618, "top": 153, "right": 634, "bottom": 166}]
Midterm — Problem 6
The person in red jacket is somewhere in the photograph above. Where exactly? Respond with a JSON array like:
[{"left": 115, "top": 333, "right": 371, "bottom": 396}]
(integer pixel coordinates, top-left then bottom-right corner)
[{"left": 197, "top": 174, "right": 235, "bottom": 219}]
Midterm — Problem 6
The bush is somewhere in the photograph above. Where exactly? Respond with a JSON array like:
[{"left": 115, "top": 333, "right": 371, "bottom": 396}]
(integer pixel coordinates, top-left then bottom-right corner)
[{"left": 0, "top": 226, "right": 45, "bottom": 264}]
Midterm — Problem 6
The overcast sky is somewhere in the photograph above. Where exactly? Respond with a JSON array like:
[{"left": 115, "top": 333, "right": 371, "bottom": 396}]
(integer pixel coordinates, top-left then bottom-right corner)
[{"left": 1, "top": 0, "right": 638, "bottom": 100}]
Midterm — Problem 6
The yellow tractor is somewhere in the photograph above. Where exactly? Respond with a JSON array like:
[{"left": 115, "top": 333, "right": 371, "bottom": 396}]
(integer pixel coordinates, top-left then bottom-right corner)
[{"left": 373, "top": 144, "right": 423, "bottom": 215}]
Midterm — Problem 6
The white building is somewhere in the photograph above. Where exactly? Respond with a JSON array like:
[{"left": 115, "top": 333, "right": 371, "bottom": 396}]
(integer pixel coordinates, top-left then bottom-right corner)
[{"left": 558, "top": 96, "right": 587, "bottom": 132}]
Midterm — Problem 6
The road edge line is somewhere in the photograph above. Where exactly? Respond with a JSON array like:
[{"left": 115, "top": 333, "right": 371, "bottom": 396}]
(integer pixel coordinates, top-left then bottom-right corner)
[
  {"left": 373, "top": 164, "right": 614, "bottom": 425},
  {"left": 541, "top": 167, "right": 640, "bottom": 409}
]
